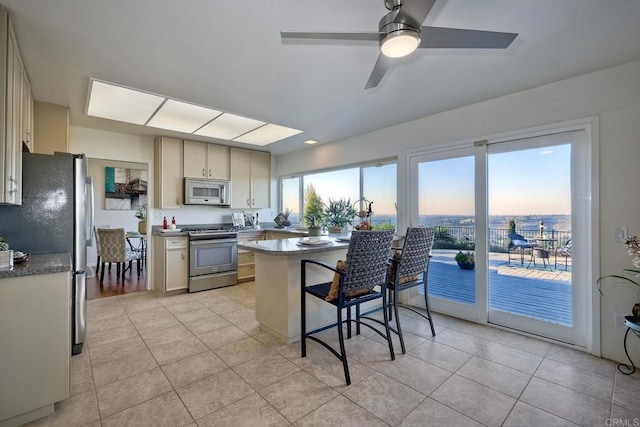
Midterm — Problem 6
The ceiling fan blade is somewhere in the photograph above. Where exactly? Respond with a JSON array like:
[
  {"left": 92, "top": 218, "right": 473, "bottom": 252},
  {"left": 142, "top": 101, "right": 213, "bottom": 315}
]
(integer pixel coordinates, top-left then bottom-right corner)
[
  {"left": 365, "top": 54, "right": 393, "bottom": 89},
  {"left": 280, "top": 31, "right": 381, "bottom": 41},
  {"left": 419, "top": 26, "right": 518, "bottom": 49},
  {"left": 395, "top": 0, "right": 437, "bottom": 28}
]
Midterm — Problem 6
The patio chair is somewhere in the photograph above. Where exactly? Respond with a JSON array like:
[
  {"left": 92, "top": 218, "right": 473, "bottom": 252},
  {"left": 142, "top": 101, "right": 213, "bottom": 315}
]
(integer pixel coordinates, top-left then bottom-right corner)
[
  {"left": 300, "top": 230, "right": 395, "bottom": 385},
  {"left": 373, "top": 226, "right": 436, "bottom": 354},
  {"left": 508, "top": 232, "right": 533, "bottom": 266},
  {"left": 555, "top": 239, "right": 572, "bottom": 270}
]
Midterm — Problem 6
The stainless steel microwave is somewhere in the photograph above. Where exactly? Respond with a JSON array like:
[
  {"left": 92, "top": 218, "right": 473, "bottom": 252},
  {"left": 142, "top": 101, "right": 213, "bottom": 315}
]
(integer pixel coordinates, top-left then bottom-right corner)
[{"left": 184, "top": 178, "right": 230, "bottom": 206}]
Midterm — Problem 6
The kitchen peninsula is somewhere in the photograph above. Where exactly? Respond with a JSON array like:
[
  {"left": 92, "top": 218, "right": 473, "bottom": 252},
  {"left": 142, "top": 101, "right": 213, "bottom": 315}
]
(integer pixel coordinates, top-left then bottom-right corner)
[{"left": 239, "top": 237, "right": 361, "bottom": 344}]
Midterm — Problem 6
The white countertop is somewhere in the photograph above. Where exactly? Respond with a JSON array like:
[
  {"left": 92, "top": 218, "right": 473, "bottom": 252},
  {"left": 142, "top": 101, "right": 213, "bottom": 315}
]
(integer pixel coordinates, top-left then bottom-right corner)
[{"left": 238, "top": 237, "right": 350, "bottom": 255}]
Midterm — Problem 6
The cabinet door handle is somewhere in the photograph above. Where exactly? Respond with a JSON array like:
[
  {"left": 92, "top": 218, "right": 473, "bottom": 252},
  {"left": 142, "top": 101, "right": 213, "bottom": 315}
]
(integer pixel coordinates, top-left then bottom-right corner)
[
  {"left": 246, "top": 198, "right": 250, "bottom": 206},
  {"left": 181, "top": 250, "right": 185, "bottom": 259},
  {"left": 176, "top": 197, "right": 180, "bottom": 205},
  {"left": 208, "top": 168, "right": 212, "bottom": 177},
  {"left": 252, "top": 198, "right": 255, "bottom": 206},
  {"left": 202, "top": 168, "right": 206, "bottom": 177}
]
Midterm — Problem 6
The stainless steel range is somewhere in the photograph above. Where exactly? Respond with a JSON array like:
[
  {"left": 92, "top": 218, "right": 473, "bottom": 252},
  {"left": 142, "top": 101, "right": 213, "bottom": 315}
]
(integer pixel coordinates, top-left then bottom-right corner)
[{"left": 187, "top": 227, "right": 238, "bottom": 292}]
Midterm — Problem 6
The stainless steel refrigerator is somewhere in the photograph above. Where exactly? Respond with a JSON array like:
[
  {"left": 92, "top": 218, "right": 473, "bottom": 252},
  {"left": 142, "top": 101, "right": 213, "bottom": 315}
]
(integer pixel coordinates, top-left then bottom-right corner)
[{"left": 0, "top": 152, "right": 94, "bottom": 355}]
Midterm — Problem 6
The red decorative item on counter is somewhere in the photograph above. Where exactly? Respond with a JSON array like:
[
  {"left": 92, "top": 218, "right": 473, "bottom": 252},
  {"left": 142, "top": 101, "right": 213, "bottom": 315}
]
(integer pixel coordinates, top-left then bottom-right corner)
[
  {"left": 162, "top": 216, "right": 168, "bottom": 229},
  {"left": 171, "top": 216, "right": 176, "bottom": 226}
]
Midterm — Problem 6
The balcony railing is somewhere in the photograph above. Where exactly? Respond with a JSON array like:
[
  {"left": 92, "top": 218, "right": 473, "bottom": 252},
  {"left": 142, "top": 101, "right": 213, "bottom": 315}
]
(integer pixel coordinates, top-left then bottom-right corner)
[{"left": 432, "top": 226, "right": 571, "bottom": 252}]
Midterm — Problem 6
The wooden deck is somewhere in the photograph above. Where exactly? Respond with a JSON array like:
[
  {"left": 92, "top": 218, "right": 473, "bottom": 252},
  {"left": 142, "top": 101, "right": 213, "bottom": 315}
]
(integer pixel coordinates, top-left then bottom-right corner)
[{"left": 425, "top": 250, "right": 572, "bottom": 326}]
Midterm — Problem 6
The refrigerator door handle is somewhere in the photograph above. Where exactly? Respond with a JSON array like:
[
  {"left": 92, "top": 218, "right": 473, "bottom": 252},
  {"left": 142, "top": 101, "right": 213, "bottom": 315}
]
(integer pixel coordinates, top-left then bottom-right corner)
[
  {"left": 73, "top": 270, "right": 87, "bottom": 354},
  {"left": 86, "top": 177, "right": 95, "bottom": 247}
]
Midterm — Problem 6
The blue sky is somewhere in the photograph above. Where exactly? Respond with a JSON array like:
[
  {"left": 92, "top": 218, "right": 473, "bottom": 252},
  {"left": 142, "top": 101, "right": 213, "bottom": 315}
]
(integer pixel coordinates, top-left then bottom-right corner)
[
  {"left": 283, "top": 144, "right": 571, "bottom": 218},
  {"left": 419, "top": 144, "right": 571, "bottom": 216}
]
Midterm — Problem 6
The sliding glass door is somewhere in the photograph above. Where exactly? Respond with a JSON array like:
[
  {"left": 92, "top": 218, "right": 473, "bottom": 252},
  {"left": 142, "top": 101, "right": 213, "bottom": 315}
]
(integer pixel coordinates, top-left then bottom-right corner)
[
  {"left": 407, "top": 127, "right": 590, "bottom": 346},
  {"left": 486, "top": 133, "right": 582, "bottom": 344},
  {"left": 407, "top": 148, "right": 482, "bottom": 320}
]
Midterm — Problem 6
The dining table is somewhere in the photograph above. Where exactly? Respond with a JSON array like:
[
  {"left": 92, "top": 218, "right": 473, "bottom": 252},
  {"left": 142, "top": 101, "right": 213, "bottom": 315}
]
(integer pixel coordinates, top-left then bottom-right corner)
[{"left": 528, "top": 237, "right": 557, "bottom": 269}]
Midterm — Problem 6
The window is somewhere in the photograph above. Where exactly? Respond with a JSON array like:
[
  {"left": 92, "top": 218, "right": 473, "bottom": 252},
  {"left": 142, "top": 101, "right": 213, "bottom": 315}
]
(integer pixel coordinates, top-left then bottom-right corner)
[
  {"left": 281, "top": 177, "right": 300, "bottom": 225},
  {"left": 279, "top": 161, "right": 397, "bottom": 228}
]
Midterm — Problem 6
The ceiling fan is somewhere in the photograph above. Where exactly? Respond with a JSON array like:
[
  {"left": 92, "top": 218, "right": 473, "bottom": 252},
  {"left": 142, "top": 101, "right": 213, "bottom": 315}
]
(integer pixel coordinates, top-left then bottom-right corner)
[{"left": 281, "top": 0, "right": 518, "bottom": 89}]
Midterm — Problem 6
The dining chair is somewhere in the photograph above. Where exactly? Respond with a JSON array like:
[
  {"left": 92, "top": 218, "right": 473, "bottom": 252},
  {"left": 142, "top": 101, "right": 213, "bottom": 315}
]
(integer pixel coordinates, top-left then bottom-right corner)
[
  {"left": 126, "top": 232, "right": 147, "bottom": 269},
  {"left": 300, "top": 230, "right": 395, "bottom": 385},
  {"left": 93, "top": 225, "right": 112, "bottom": 277},
  {"left": 96, "top": 228, "right": 142, "bottom": 284},
  {"left": 377, "top": 226, "right": 436, "bottom": 354}
]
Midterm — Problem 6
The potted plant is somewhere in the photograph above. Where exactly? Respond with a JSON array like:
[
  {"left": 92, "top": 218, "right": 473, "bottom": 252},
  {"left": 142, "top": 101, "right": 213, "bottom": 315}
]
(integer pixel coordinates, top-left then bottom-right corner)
[
  {"left": 324, "top": 198, "right": 356, "bottom": 233},
  {"left": 305, "top": 215, "right": 322, "bottom": 237},
  {"left": 135, "top": 204, "right": 147, "bottom": 233},
  {"left": 597, "top": 235, "right": 640, "bottom": 320},
  {"left": 304, "top": 184, "right": 324, "bottom": 234},
  {"left": 455, "top": 250, "right": 475, "bottom": 270}
]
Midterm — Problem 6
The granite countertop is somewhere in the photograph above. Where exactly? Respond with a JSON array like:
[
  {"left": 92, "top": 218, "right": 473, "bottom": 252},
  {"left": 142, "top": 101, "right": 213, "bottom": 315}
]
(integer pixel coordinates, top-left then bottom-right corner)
[
  {"left": 238, "top": 237, "right": 350, "bottom": 256},
  {"left": 0, "top": 253, "right": 72, "bottom": 280}
]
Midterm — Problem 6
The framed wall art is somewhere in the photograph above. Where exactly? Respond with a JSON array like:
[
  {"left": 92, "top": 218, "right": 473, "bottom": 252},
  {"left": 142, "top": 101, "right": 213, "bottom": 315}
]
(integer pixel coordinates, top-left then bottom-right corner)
[{"left": 104, "top": 167, "right": 148, "bottom": 210}]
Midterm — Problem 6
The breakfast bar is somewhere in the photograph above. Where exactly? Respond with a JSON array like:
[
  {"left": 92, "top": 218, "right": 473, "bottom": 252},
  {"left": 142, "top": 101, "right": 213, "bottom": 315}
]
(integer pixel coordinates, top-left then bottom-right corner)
[{"left": 238, "top": 237, "right": 354, "bottom": 344}]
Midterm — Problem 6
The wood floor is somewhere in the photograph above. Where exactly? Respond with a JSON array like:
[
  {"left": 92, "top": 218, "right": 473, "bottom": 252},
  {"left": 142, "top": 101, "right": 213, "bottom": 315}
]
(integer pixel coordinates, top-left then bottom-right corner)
[{"left": 87, "top": 262, "right": 147, "bottom": 300}]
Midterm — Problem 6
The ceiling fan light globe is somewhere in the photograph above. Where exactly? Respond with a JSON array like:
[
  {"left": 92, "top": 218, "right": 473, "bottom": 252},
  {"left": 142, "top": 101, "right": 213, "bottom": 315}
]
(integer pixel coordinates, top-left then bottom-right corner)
[{"left": 380, "top": 30, "right": 420, "bottom": 58}]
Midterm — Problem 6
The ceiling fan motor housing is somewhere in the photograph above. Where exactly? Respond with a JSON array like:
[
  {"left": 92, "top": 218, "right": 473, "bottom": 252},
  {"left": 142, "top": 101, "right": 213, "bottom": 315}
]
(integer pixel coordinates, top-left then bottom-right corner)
[{"left": 379, "top": 10, "right": 421, "bottom": 58}]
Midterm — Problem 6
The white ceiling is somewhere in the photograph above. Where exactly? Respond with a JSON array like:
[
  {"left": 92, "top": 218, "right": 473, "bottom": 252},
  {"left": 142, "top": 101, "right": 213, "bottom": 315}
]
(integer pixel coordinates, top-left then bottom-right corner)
[{"left": 4, "top": 0, "right": 640, "bottom": 154}]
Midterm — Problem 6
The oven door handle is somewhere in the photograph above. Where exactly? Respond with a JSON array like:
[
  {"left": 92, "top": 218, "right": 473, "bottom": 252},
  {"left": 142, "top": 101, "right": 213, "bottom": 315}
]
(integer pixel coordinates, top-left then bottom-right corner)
[{"left": 190, "top": 238, "right": 238, "bottom": 245}]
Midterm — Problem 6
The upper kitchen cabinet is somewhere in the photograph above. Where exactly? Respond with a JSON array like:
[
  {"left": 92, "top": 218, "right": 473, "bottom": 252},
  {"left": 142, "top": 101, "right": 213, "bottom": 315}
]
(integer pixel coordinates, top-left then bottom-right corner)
[
  {"left": 0, "top": 7, "right": 30, "bottom": 205},
  {"left": 154, "top": 136, "right": 183, "bottom": 209},
  {"left": 21, "top": 69, "right": 33, "bottom": 152},
  {"left": 230, "top": 148, "right": 270, "bottom": 209},
  {"left": 183, "top": 140, "right": 229, "bottom": 180}
]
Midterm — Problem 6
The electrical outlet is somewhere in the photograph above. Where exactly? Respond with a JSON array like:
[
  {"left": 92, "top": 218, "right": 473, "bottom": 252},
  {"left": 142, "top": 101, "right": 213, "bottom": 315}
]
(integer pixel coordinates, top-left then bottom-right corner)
[{"left": 615, "top": 312, "right": 626, "bottom": 328}]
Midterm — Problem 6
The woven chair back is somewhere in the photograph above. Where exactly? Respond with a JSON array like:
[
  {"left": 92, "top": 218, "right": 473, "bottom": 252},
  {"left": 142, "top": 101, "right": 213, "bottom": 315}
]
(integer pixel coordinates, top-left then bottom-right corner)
[
  {"left": 397, "top": 227, "right": 435, "bottom": 278},
  {"left": 341, "top": 230, "right": 395, "bottom": 296}
]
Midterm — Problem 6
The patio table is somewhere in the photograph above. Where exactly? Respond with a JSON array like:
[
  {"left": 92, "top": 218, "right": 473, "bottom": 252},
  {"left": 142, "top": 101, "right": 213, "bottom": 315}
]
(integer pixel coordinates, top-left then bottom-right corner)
[{"left": 527, "top": 238, "right": 557, "bottom": 270}]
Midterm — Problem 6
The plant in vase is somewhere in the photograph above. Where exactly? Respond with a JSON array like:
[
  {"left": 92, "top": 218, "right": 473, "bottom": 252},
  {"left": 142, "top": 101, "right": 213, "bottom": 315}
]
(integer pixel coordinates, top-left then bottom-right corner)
[
  {"left": 455, "top": 250, "right": 475, "bottom": 270},
  {"left": 597, "top": 235, "right": 640, "bottom": 320},
  {"left": 304, "top": 184, "right": 324, "bottom": 235},
  {"left": 324, "top": 198, "right": 356, "bottom": 233},
  {"left": 305, "top": 215, "right": 321, "bottom": 237},
  {"left": 135, "top": 204, "right": 147, "bottom": 234}
]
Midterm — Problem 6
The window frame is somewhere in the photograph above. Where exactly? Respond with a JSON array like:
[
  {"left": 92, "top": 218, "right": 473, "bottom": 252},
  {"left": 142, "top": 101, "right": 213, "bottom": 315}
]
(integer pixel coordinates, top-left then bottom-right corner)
[{"left": 278, "top": 158, "right": 397, "bottom": 227}]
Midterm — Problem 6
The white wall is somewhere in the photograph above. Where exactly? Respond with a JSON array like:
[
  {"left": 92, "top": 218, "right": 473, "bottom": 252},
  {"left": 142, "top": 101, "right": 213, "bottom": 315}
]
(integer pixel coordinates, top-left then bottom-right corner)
[{"left": 275, "top": 59, "right": 640, "bottom": 364}]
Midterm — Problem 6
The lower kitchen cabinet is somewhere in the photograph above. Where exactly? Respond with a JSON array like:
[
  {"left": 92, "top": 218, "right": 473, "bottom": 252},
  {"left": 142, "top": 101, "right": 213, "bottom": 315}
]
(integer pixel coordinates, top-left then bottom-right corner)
[
  {"left": 0, "top": 271, "right": 70, "bottom": 426},
  {"left": 237, "top": 251, "right": 255, "bottom": 282},
  {"left": 264, "top": 230, "right": 306, "bottom": 240},
  {"left": 237, "top": 230, "right": 264, "bottom": 282},
  {"left": 154, "top": 235, "right": 188, "bottom": 294}
]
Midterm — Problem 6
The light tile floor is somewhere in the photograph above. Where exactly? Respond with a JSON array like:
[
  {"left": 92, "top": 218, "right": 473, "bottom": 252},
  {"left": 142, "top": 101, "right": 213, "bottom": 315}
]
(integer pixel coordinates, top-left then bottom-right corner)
[{"left": 27, "top": 282, "right": 640, "bottom": 427}]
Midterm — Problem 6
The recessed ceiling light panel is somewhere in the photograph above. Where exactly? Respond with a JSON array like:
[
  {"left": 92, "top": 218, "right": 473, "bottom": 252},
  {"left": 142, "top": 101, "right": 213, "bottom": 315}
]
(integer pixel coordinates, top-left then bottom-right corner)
[
  {"left": 147, "top": 99, "right": 221, "bottom": 133},
  {"left": 195, "top": 113, "right": 265, "bottom": 140},
  {"left": 234, "top": 124, "right": 303, "bottom": 146},
  {"left": 87, "top": 79, "right": 165, "bottom": 124},
  {"left": 86, "top": 79, "right": 304, "bottom": 145}
]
